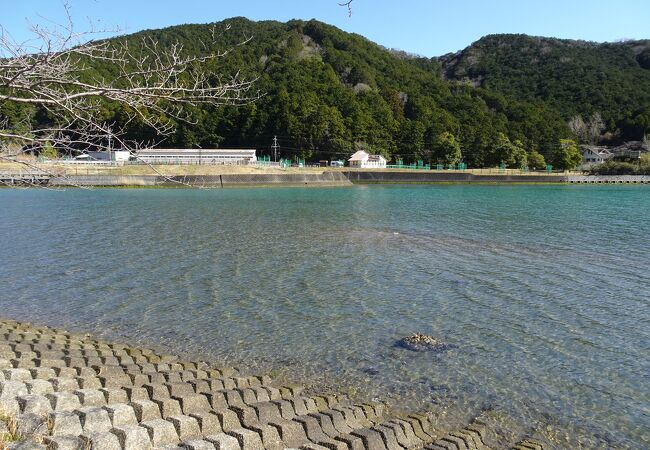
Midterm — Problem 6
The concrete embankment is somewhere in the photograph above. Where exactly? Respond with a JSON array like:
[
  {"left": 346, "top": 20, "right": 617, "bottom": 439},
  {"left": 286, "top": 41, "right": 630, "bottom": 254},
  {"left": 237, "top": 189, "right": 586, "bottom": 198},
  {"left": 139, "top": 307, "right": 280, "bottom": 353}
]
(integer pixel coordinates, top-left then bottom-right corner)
[
  {"left": 50, "top": 172, "right": 352, "bottom": 187},
  {"left": 343, "top": 171, "right": 568, "bottom": 184},
  {"left": 40, "top": 171, "right": 650, "bottom": 187},
  {"left": 0, "top": 317, "right": 550, "bottom": 449}
]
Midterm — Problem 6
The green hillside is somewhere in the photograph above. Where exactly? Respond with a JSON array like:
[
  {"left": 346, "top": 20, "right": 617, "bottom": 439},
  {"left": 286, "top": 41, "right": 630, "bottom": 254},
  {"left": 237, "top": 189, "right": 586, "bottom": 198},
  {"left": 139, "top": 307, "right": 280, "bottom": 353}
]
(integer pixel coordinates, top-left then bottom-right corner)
[
  {"left": 108, "top": 18, "right": 574, "bottom": 167},
  {"left": 437, "top": 34, "right": 650, "bottom": 141},
  {"left": 5, "top": 18, "right": 650, "bottom": 168}
]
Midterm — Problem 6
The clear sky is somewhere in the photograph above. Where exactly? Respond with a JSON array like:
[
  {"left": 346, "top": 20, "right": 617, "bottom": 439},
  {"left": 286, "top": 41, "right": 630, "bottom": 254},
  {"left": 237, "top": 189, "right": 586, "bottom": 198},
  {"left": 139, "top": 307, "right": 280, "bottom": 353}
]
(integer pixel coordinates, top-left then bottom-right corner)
[{"left": 3, "top": 0, "right": 650, "bottom": 56}]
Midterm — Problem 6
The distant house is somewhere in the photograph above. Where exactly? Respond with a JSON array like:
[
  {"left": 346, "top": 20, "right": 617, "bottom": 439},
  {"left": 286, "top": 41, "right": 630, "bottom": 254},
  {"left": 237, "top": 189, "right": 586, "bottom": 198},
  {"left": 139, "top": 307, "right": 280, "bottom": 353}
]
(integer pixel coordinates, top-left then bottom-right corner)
[
  {"left": 348, "top": 150, "right": 387, "bottom": 169},
  {"left": 580, "top": 146, "right": 613, "bottom": 168},
  {"left": 135, "top": 148, "right": 256, "bottom": 165}
]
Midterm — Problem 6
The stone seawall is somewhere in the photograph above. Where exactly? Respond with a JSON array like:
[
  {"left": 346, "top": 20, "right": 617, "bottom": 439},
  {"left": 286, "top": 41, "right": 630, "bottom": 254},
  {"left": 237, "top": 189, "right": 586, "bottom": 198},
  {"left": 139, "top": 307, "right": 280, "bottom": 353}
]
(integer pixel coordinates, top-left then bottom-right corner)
[
  {"left": 50, "top": 173, "right": 352, "bottom": 187},
  {"left": 343, "top": 171, "right": 568, "bottom": 183},
  {"left": 0, "top": 317, "right": 550, "bottom": 449},
  {"left": 568, "top": 174, "right": 650, "bottom": 184}
]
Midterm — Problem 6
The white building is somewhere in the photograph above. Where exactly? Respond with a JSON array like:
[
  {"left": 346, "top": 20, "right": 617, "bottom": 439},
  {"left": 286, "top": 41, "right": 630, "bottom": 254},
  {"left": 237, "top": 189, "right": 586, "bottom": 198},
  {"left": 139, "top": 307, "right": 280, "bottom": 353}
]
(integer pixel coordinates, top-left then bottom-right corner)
[
  {"left": 74, "top": 150, "right": 131, "bottom": 162},
  {"left": 348, "top": 150, "right": 387, "bottom": 169},
  {"left": 135, "top": 148, "right": 256, "bottom": 165},
  {"left": 580, "top": 146, "right": 613, "bottom": 168}
]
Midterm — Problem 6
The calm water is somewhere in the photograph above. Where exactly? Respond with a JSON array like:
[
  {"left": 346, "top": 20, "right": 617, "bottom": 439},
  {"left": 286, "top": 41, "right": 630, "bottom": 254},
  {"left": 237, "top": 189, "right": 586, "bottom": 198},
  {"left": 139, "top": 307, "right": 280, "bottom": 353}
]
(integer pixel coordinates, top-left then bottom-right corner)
[{"left": 0, "top": 185, "right": 649, "bottom": 448}]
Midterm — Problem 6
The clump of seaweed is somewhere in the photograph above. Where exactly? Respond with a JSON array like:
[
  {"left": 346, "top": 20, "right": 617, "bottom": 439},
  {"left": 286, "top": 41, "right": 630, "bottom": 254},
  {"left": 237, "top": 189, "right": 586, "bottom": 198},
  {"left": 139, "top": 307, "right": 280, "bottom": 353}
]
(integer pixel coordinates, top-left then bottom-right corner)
[{"left": 397, "top": 333, "right": 450, "bottom": 352}]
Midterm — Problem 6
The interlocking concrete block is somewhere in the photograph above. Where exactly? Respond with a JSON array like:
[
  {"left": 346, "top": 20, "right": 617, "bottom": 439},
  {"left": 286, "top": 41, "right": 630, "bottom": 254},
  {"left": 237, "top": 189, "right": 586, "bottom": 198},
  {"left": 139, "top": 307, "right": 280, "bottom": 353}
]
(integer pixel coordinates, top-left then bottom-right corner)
[
  {"left": 103, "top": 403, "right": 138, "bottom": 426},
  {"left": 213, "top": 409, "right": 242, "bottom": 433},
  {"left": 190, "top": 412, "right": 222, "bottom": 436},
  {"left": 144, "top": 383, "right": 170, "bottom": 400},
  {"left": 42, "top": 435, "right": 84, "bottom": 450},
  {"left": 49, "top": 377, "right": 80, "bottom": 392},
  {"left": 123, "top": 386, "right": 149, "bottom": 402},
  {"left": 167, "top": 383, "right": 195, "bottom": 398},
  {"left": 16, "top": 413, "right": 48, "bottom": 438},
  {"left": 401, "top": 415, "right": 433, "bottom": 441},
  {"left": 175, "top": 394, "right": 212, "bottom": 415},
  {"left": 190, "top": 379, "right": 210, "bottom": 394},
  {"left": 373, "top": 424, "right": 403, "bottom": 450},
  {"left": 47, "top": 392, "right": 82, "bottom": 411},
  {"left": 393, "top": 418, "right": 426, "bottom": 444},
  {"left": 130, "top": 399, "right": 162, "bottom": 421},
  {"left": 63, "top": 356, "right": 86, "bottom": 368},
  {"left": 204, "top": 392, "right": 229, "bottom": 411},
  {"left": 26, "top": 379, "right": 54, "bottom": 395},
  {"left": 182, "top": 440, "right": 217, "bottom": 450},
  {"left": 252, "top": 402, "right": 282, "bottom": 425},
  {"left": 333, "top": 433, "right": 366, "bottom": 450},
  {"left": 237, "top": 389, "right": 258, "bottom": 406},
  {"left": 80, "top": 431, "right": 122, "bottom": 450},
  {"left": 153, "top": 397, "right": 183, "bottom": 418},
  {"left": 29, "top": 368, "right": 56, "bottom": 381},
  {"left": 271, "top": 400, "right": 296, "bottom": 420},
  {"left": 383, "top": 420, "right": 422, "bottom": 449},
  {"left": 3, "top": 368, "right": 32, "bottom": 381},
  {"left": 0, "top": 358, "right": 12, "bottom": 369},
  {"left": 11, "top": 358, "right": 36, "bottom": 369},
  {"left": 111, "top": 425, "right": 154, "bottom": 450},
  {"left": 246, "top": 423, "right": 283, "bottom": 450},
  {"left": 128, "top": 373, "right": 149, "bottom": 387},
  {"left": 141, "top": 418, "right": 180, "bottom": 447},
  {"left": 206, "top": 379, "right": 225, "bottom": 391},
  {"left": 53, "top": 368, "right": 77, "bottom": 379},
  {"left": 75, "top": 406, "right": 113, "bottom": 433},
  {"left": 168, "top": 414, "right": 202, "bottom": 441},
  {"left": 100, "top": 388, "right": 128, "bottom": 405},
  {"left": 74, "top": 389, "right": 106, "bottom": 407},
  {"left": 100, "top": 374, "right": 132, "bottom": 389},
  {"left": 0, "top": 397, "right": 19, "bottom": 416},
  {"left": 205, "top": 433, "right": 241, "bottom": 450},
  {"left": 94, "top": 366, "right": 124, "bottom": 377},
  {"left": 76, "top": 376, "right": 102, "bottom": 390},
  {"left": 1, "top": 381, "right": 28, "bottom": 399},
  {"left": 287, "top": 397, "right": 309, "bottom": 416},
  {"left": 292, "top": 416, "right": 332, "bottom": 444},
  {"left": 448, "top": 431, "right": 479, "bottom": 450},
  {"left": 351, "top": 428, "right": 389, "bottom": 450},
  {"left": 17, "top": 394, "right": 52, "bottom": 416},
  {"left": 227, "top": 427, "right": 265, "bottom": 450},
  {"left": 309, "top": 413, "right": 341, "bottom": 438},
  {"left": 320, "top": 409, "right": 353, "bottom": 435},
  {"left": 267, "top": 419, "right": 308, "bottom": 448},
  {"left": 147, "top": 372, "right": 166, "bottom": 384},
  {"left": 48, "top": 411, "right": 84, "bottom": 436},
  {"left": 229, "top": 404, "right": 258, "bottom": 428},
  {"left": 39, "top": 358, "right": 66, "bottom": 369}
]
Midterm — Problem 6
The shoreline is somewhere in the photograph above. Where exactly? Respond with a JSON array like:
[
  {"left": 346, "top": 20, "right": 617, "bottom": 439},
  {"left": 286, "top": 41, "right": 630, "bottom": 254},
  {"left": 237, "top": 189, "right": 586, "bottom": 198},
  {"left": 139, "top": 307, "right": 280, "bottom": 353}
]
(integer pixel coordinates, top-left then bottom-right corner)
[
  {"left": 2, "top": 167, "right": 650, "bottom": 187},
  {"left": 0, "top": 316, "right": 554, "bottom": 449}
]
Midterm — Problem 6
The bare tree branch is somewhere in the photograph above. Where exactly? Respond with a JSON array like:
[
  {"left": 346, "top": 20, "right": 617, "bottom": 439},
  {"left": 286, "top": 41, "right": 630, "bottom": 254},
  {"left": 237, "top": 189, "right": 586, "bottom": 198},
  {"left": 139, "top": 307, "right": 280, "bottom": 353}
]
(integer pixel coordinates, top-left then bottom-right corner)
[
  {"left": 339, "top": 0, "right": 354, "bottom": 17},
  {"left": 0, "top": 2, "right": 260, "bottom": 186}
]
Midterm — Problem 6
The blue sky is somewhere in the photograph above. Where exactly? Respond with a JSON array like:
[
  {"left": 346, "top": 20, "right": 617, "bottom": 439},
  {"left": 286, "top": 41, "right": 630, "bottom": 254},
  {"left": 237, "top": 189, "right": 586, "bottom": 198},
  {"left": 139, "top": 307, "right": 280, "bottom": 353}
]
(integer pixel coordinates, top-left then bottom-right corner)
[{"left": 3, "top": 0, "right": 650, "bottom": 56}]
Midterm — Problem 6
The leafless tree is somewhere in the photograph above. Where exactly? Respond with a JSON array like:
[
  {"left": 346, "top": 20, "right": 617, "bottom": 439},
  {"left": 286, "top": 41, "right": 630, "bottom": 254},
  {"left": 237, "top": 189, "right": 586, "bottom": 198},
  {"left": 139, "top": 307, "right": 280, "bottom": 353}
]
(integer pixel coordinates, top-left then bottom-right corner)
[
  {"left": 568, "top": 112, "right": 605, "bottom": 145},
  {"left": 0, "top": 3, "right": 259, "bottom": 177},
  {"left": 643, "top": 134, "right": 650, "bottom": 152}
]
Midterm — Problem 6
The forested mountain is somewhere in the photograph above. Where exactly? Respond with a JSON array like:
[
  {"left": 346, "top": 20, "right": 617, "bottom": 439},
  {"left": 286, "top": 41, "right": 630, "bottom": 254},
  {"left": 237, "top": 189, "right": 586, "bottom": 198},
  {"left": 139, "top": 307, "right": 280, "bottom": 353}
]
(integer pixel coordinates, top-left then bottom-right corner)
[
  {"left": 4, "top": 18, "right": 650, "bottom": 168},
  {"left": 437, "top": 34, "right": 650, "bottom": 141}
]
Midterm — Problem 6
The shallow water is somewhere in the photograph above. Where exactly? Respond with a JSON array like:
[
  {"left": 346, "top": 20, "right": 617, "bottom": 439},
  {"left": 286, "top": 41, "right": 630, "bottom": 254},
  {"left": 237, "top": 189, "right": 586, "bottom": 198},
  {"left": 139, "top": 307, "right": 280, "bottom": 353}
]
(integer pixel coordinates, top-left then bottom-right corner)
[{"left": 0, "top": 185, "right": 649, "bottom": 448}]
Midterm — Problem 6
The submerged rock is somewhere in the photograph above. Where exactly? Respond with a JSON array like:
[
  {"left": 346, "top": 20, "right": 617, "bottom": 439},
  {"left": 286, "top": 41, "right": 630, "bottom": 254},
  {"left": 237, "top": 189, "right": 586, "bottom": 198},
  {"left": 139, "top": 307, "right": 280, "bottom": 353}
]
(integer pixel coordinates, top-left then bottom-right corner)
[{"left": 398, "top": 333, "right": 450, "bottom": 352}]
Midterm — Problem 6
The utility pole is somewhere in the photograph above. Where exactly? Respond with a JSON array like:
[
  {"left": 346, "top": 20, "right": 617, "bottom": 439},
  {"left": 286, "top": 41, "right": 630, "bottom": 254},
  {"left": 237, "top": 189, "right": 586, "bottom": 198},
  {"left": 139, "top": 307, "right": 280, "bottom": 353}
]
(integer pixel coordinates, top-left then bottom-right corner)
[{"left": 272, "top": 136, "right": 279, "bottom": 162}]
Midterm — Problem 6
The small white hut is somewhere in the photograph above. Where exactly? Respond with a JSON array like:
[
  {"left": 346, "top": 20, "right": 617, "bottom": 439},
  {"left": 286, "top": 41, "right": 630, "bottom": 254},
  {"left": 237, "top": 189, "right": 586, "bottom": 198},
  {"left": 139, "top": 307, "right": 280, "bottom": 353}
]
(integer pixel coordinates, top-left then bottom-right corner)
[{"left": 348, "top": 150, "right": 387, "bottom": 168}]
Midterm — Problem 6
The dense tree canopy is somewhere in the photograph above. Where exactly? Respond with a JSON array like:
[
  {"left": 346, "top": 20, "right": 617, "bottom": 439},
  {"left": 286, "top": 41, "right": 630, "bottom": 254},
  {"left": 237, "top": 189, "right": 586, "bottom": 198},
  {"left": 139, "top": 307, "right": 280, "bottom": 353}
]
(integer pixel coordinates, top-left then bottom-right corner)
[
  {"left": 438, "top": 34, "right": 650, "bottom": 142},
  {"left": 3, "top": 18, "right": 648, "bottom": 167}
]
